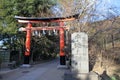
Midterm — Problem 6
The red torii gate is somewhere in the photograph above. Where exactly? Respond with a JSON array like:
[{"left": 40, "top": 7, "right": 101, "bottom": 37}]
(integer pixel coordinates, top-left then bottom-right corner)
[{"left": 15, "top": 14, "right": 78, "bottom": 66}]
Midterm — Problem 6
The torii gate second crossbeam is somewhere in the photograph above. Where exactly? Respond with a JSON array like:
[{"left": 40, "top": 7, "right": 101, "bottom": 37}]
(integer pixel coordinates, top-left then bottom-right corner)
[{"left": 15, "top": 14, "right": 78, "bottom": 66}]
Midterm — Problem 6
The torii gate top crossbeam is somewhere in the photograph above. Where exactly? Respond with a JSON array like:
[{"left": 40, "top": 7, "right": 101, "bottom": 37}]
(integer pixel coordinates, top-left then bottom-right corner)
[{"left": 15, "top": 14, "right": 79, "bottom": 23}]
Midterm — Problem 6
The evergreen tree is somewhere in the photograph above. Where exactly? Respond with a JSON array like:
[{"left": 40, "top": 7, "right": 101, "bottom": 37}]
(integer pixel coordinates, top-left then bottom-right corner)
[
  {"left": 0, "top": 0, "right": 56, "bottom": 34},
  {"left": 0, "top": 0, "right": 57, "bottom": 62}
]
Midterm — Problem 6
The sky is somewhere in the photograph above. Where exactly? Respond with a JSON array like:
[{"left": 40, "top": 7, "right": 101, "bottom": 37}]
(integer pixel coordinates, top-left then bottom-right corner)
[
  {"left": 97, "top": 0, "right": 120, "bottom": 15},
  {"left": 90, "top": 0, "right": 120, "bottom": 21},
  {"left": 52, "top": 0, "right": 120, "bottom": 20},
  {"left": 110, "top": 0, "right": 120, "bottom": 8}
]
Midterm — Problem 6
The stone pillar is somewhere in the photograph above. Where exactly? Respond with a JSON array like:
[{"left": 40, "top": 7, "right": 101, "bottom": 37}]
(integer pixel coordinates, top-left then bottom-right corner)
[{"left": 71, "top": 32, "right": 89, "bottom": 78}]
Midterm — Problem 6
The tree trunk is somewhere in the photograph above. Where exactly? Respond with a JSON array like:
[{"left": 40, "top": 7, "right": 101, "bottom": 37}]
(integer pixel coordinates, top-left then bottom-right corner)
[{"left": 111, "top": 34, "right": 114, "bottom": 49}]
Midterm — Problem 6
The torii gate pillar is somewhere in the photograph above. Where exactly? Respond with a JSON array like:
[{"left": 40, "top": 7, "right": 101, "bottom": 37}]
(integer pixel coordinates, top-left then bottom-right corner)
[
  {"left": 23, "top": 22, "right": 66, "bottom": 66},
  {"left": 24, "top": 23, "right": 32, "bottom": 64},
  {"left": 59, "top": 26, "right": 66, "bottom": 65}
]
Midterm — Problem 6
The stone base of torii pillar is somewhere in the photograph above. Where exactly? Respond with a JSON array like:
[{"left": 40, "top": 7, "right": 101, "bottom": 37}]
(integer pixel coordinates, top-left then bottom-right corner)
[{"left": 20, "top": 64, "right": 31, "bottom": 68}]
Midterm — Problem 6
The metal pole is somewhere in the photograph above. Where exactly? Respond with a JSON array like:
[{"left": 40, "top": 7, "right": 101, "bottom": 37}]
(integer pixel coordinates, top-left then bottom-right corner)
[{"left": 59, "top": 22, "right": 66, "bottom": 65}]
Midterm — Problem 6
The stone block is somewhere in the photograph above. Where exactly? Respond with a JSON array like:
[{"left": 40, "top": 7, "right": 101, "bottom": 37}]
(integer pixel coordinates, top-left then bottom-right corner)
[{"left": 71, "top": 32, "right": 89, "bottom": 74}]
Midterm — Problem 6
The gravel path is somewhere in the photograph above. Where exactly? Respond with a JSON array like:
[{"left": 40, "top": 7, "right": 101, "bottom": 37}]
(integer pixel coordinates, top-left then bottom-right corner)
[{"left": 0, "top": 59, "right": 69, "bottom": 80}]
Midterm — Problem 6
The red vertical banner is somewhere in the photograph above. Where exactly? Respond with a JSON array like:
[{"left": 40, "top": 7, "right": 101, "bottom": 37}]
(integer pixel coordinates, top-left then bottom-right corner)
[
  {"left": 25, "top": 23, "right": 32, "bottom": 56},
  {"left": 59, "top": 22, "right": 65, "bottom": 56}
]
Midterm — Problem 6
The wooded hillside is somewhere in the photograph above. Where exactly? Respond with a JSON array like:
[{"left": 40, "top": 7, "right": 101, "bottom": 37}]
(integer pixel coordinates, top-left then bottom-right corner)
[{"left": 88, "top": 16, "right": 120, "bottom": 78}]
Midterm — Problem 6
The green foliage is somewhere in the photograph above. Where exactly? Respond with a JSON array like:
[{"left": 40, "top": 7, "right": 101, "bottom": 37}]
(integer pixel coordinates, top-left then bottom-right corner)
[
  {"left": 31, "top": 35, "right": 58, "bottom": 61},
  {"left": 111, "top": 77, "right": 116, "bottom": 80},
  {"left": 0, "top": 0, "right": 58, "bottom": 62},
  {"left": 0, "top": 0, "right": 57, "bottom": 59},
  {"left": 0, "top": 0, "right": 56, "bottom": 34}
]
